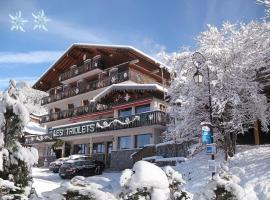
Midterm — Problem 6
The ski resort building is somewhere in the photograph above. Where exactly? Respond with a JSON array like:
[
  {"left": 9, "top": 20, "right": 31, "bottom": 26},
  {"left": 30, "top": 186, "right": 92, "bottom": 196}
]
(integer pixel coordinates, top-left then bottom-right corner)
[{"left": 30, "top": 44, "right": 170, "bottom": 170}]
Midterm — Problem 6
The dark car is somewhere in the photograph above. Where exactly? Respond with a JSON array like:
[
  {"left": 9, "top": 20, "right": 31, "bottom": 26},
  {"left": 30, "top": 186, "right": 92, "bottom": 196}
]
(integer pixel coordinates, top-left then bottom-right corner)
[
  {"left": 59, "top": 159, "right": 105, "bottom": 179},
  {"left": 49, "top": 157, "right": 69, "bottom": 173}
]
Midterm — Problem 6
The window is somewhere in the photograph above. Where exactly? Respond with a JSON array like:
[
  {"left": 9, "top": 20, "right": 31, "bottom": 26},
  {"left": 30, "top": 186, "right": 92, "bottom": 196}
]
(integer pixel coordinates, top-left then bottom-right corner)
[
  {"left": 82, "top": 99, "right": 89, "bottom": 106},
  {"left": 54, "top": 107, "right": 61, "bottom": 112},
  {"left": 159, "top": 104, "right": 166, "bottom": 111},
  {"left": 74, "top": 144, "right": 86, "bottom": 154},
  {"left": 118, "top": 108, "right": 132, "bottom": 117},
  {"left": 135, "top": 104, "right": 150, "bottom": 114},
  {"left": 68, "top": 104, "right": 74, "bottom": 109},
  {"left": 118, "top": 136, "right": 131, "bottom": 149},
  {"left": 93, "top": 143, "right": 104, "bottom": 153},
  {"left": 135, "top": 134, "right": 151, "bottom": 148}
]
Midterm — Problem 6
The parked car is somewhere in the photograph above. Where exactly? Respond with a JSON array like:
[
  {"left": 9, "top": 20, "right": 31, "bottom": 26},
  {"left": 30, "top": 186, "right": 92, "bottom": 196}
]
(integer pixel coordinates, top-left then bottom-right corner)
[
  {"left": 49, "top": 157, "right": 69, "bottom": 173},
  {"left": 59, "top": 159, "right": 105, "bottom": 179},
  {"left": 68, "top": 154, "right": 91, "bottom": 160}
]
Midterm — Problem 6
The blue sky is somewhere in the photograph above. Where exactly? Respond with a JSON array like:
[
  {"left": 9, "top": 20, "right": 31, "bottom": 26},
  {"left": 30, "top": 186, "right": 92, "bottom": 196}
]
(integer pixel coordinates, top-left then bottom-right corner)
[{"left": 0, "top": 0, "right": 265, "bottom": 91}]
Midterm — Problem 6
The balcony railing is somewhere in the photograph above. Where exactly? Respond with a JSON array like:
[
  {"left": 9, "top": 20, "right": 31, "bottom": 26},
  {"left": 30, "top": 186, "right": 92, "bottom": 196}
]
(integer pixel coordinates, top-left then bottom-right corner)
[
  {"left": 49, "top": 110, "right": 167, "bottom": 138},
  {"left": 41, "top": 104, "right": 112, "bottom": 123},
  {"left": 59, "top": 58, "right": 102, "bottom": 82},
  {"left": 41, "top": 70, "right": 129, "bottom": 105},
  {"left": 24, "top": 134, "right": 54, "bottom": 144},
  {"left": 41, "top": 96, "right": 154, "bottom": 123}
]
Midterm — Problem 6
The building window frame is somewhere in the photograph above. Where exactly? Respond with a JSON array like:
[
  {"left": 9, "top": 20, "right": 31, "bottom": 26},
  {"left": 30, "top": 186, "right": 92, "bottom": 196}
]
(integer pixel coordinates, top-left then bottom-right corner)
[
  {"left": 135, "top": 133, "right": 152, "bottom": 148},
  {"left": 74, "top": 144, "right": 87, "bottom": 154},
  {"left": 135, "top": 104, "right": 151, "bottom": 114},
  {"left": 93, "top": 143, "right": 104, "bottom": 154},
  {"left": 118, "top": 107, "right": 132, "bottom": 117},
  {"left": 118, "top": 136, "right": 132, "bottom": 150}
]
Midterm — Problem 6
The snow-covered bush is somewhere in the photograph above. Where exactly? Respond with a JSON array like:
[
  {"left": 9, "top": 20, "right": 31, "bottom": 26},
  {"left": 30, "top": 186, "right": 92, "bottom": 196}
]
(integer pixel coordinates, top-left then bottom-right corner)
[
  {"left": 0, "top": 80, "right": 39, "bottom": 199},
  {"left": 119, "top": 161, "right": 190, "bottom": 200},
  {"left": 164, "top": 166, "right": 191, "bottom": 200},
  {"left": 194, "top": 166, "right": 247, "bottom": 200}
]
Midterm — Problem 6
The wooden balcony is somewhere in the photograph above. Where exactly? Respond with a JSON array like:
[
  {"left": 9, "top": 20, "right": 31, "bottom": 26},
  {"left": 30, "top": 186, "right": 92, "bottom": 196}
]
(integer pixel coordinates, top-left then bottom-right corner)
[
  {"left": 59, "top": 56, "right": 103, "bottom": 83},
  {"left": 41, "top": 96, "right": 153, "bottom": 123},
  {"left": 41, "top": 104, "right": 112, "bottom": 123},
  {"left": 41, "top": 70, "right": 129, "bottom": 105},
  {"left": 49, "top": 110, "right": 167, "bottom": 138}
]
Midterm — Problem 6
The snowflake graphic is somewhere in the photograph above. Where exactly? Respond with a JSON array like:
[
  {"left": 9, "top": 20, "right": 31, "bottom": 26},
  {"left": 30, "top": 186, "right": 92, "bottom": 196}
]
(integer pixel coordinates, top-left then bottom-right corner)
[
  {"left": 9, "top": 11, "right": 28, "bottom": 32},
  {"left": 32, "top": 10, "right": 50, "bottom": 31}
]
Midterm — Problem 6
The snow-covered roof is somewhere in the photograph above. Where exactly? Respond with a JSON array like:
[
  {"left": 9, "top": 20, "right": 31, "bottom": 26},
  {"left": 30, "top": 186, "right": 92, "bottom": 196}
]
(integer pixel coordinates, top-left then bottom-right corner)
[
  {"left": 23, "top": 121, "right": 46, "bottom": 136},
  {"left": 33, "top": 43, "right": 170, "bottom": 90},
  {"left": 91, "top": 83, "right": 167, "bottom": 102}
]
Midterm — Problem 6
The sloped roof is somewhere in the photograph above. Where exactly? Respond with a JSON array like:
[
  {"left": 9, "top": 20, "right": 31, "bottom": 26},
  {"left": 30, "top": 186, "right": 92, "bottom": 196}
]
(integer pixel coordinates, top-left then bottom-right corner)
[{"left": 33, "top": 43, "right": 170, "bottom": 91}]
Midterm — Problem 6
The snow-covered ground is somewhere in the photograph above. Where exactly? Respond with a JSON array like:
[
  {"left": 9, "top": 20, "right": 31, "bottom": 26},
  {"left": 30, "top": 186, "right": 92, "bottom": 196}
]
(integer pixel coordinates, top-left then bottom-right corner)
[
  {"left": 176, "top": 145, "right": 270, "bottom": 199},
  {"left": 32, "top": 168, "right": 121, "bottom": 199},
  {"left": 32, "top": 145, "right": 270, "bottom": 199},
  {"left": 229, "top": 145, "right": 270, "bottom": 200},
  {"left": 32, "top": 168, "right": 66, "bottom": 197}
]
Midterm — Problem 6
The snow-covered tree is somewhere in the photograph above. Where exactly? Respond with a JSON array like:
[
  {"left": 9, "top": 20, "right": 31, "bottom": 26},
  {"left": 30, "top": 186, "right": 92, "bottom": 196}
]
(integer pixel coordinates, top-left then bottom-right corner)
[
  {"left": 257, "top": 0, "right": 270, "bottom": 18},
  {"left": 0, "top": 80, "right": 38, "bottom": 199},
  {"left": 162, "top": 21, "right": 270, "bottom": 159}
]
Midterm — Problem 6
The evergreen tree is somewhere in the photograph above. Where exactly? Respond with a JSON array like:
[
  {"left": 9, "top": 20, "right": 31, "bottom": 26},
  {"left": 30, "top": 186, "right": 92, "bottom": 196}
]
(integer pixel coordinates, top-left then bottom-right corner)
[{"left": 0, "top": 80, "right": 38, "bottom": 199}]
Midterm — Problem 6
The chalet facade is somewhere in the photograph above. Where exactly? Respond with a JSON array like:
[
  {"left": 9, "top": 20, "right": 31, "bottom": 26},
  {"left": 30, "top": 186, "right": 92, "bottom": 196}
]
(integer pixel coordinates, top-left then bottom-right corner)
[{"left": 30, "top": 44, "right": 170, "bottom": 170}]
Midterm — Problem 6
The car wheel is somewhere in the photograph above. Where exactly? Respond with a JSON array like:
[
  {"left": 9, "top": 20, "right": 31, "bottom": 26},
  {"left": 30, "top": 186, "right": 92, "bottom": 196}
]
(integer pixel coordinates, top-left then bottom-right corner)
[{"left": 95, "top": 166, "right": 101, "bottom": 175}]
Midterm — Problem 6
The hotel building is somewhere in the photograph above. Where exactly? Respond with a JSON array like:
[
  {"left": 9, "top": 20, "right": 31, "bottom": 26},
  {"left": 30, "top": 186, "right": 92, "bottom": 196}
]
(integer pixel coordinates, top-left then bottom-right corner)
[{"left": 29, "top": 44, "right": 170, "bottom": 170}]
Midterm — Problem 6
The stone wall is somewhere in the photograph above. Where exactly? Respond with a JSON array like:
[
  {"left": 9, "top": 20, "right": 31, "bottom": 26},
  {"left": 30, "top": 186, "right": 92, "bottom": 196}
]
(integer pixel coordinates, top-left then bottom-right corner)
[
  {"left": 156, "top": 141, "right": 194, "bottom": 158},
  {"left": 110, "top": 149, "right": 138, "bottom": 171}
]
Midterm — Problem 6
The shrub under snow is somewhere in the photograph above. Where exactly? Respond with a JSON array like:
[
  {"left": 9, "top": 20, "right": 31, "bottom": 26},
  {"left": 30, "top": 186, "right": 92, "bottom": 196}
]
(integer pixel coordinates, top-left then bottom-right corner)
[
  {"left": 119, "top": 161, "right": 191, "bottom": 200},
  {"left": 194, "top": 165, "right": 249, "bottom": 200}
]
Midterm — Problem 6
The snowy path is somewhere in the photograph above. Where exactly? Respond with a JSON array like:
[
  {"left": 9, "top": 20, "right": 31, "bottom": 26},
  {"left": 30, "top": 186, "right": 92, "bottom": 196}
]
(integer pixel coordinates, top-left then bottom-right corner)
[
  {"left": 175, "top": 147, "right": 225, "bottom": 194},
  {"left": 32, "top": 168, "right": 67, "bottom": 197}
]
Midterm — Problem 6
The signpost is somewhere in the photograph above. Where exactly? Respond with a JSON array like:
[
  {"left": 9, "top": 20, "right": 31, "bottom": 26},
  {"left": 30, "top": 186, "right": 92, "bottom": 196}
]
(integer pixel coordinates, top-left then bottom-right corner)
[
  {"left": 201, "top": 122, "right": 216, "bottom": 179},
  {"left": 206, "top": 143, "right": 217, "bottom": 155},
  {"left": 208, "top": 160, "right": 216, "bottom": 173}
]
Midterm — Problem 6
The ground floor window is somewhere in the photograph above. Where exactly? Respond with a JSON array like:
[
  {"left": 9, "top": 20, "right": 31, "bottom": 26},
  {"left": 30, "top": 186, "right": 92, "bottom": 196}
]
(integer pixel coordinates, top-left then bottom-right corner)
[
  {"left": 73, "top": 144, "right": 87, "bottom": 154},
  {"left": 135, "top": 133, "right": 151, "bottom": 148},
  {"left": 93, "top": 143, "right": 104, "bottom": 153},
  {"left": 118, "top": 136, "right": 131, "bottom": 149}
]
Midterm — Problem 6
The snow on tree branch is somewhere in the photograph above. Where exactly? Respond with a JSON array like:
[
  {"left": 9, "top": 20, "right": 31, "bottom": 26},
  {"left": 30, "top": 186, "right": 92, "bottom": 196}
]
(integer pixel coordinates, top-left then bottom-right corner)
[{"left": 162, "top": 21, "right": 270, "bottom": 143}]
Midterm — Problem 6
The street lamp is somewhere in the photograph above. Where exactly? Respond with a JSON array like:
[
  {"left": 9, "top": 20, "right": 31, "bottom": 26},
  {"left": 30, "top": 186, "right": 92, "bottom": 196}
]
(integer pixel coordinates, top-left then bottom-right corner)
[
  {"left": 193, "top": 70, "right": 203, "bottom": 84},
  {"left": 192, "top": 52, "right": 215, "bottom": 178}
]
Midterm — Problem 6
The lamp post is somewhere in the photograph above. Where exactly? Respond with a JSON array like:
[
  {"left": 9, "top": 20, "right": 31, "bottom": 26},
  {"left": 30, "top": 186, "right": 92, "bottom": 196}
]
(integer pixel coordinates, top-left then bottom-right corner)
[{"left": 192, "top": 52, "right": 215, "bottom": 178}]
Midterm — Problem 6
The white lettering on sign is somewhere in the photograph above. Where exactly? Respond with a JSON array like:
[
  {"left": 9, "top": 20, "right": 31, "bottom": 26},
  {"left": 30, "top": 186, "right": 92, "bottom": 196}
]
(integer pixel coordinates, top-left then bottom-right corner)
[{"left": 51, "top": 123, "right": 96, "bottom": 137}]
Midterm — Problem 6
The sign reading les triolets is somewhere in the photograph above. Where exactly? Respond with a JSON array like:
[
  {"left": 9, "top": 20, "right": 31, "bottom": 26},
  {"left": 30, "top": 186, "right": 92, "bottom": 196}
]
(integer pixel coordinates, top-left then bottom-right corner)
[{"left": 49, "top": 122, "right": 96, "bottom": 138}]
